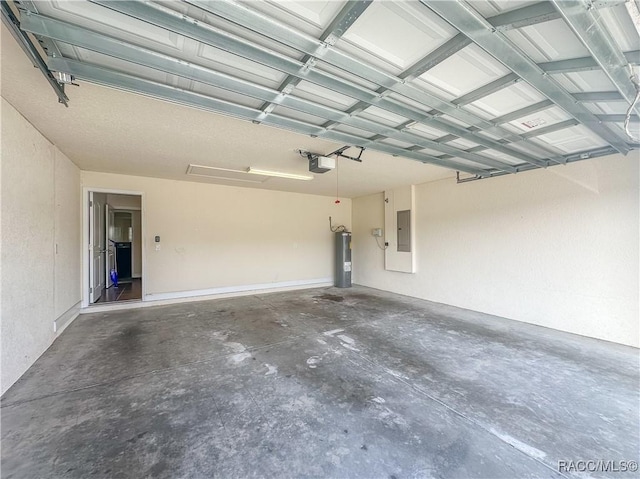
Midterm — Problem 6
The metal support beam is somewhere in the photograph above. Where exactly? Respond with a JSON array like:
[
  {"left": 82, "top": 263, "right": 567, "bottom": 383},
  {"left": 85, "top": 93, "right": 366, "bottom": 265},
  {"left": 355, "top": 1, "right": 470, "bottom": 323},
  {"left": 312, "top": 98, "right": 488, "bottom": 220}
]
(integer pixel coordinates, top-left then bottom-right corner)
[
  {"left": 539, "top": 56, "right": 601, "bottom": 74},
  {"left": 521, "top": 119, "right": 579, "bottom": 139},
  {"left": 22, "top": 13, "right": 521, "bottom": 172},
  {"left": 139, "top": 0, "right": 556, "bottom": 151},
  {"left": 420, "top": 0, "right": 629, "bottom": 154},
  {"left": 188, "top": 0, "right": 371, "bottom": 123},
  {"left": 401, "top": 0, "right": 627, "bottom": 80},
  {"left": 491, "top": 100, "right": 554, "bottom": 124},
  {"left": 48, "top": 57, "right": 493, "bottom": 177},
  {"left": 552, "top": 0, "right": 640, "bottom": 116},
  {"left": 399, "top": 34, "right": 470, "bottom": 81},
  {"left": 572, "top": 91, "right": 624, "bottom": 102},
  {"left": 539, "top": 50, "right": 640, "bottom": 74},
  {"left": 452, "top": 73, "right": 519, "bottom": 106},
  {"left": 596, "top": 114, "right": 639, "bottom": 123},
  {"left": 12, "top": 0, "right": 63, "bottom": 57},
  {"left": 487, "top": 1, "right": 560, "bottom": 31},
  {"left": 259, "top": 0, "right": 371, "bottom": 122},
  {"left": 1, "top": 1, "right": 67, "bottom": 105},
  {"left": 434, "top": 134, "right": 458, "bottom": 144},
  {"left": 88, "top": 0, "right": 550, "bottom": 168},
  {"left": 486, "top": 0, "right": 626, "bottom": 31},
  {"left": 457, "top": 145, "right": 621, "bottom": 182}
]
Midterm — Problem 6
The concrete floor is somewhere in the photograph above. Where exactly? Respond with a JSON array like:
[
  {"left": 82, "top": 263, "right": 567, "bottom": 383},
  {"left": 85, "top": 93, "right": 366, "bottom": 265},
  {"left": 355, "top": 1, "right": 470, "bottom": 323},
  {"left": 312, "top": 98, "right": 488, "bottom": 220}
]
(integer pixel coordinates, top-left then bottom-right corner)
[{"left": 1, "top": 286, "right": 638, "bottom": 478}]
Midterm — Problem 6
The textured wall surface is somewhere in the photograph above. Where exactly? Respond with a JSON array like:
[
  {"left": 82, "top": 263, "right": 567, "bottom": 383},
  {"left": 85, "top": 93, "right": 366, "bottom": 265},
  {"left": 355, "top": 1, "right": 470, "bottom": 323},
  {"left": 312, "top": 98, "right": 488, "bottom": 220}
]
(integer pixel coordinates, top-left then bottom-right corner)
[
  {"left": 54, "top": 148, "right": 81, "bottom": 318},
  {"left": 352, "top": 155, "right": 639, "bottom": 347},
  {"left": 82, "top": 171, "right": 352, "bottom": 298},
  {"left": 1, "top": 99, "right": 81, "bottom": 394}
]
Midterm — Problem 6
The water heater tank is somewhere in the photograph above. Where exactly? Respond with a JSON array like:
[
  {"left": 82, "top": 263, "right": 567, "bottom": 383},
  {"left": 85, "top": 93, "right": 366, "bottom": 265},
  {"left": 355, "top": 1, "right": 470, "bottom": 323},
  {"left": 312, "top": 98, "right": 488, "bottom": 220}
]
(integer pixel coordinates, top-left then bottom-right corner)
[{"left": 335, "top": 232, "right": 352, "bottom": 288}]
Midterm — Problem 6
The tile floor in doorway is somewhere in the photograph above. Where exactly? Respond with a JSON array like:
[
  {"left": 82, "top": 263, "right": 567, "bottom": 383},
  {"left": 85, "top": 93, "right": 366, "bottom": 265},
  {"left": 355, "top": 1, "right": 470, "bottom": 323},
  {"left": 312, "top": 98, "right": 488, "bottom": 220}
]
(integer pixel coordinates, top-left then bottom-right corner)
[{"left": 95, "top": 278, "right": 142, "bottom": 303}]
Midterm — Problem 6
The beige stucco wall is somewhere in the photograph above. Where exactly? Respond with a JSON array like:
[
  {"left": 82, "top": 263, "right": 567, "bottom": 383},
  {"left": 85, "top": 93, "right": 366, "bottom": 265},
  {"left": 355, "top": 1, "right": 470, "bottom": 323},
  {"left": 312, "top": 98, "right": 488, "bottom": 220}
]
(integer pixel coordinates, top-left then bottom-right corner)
[
  {"left": 352, "top": 155, "right": 639, "bottom": 347},
  {"left": 1, "top": 99, "right": 81, "bottom": 394},
  {"left": 82, "top": 171, "right": 352, "bottom": 300}
]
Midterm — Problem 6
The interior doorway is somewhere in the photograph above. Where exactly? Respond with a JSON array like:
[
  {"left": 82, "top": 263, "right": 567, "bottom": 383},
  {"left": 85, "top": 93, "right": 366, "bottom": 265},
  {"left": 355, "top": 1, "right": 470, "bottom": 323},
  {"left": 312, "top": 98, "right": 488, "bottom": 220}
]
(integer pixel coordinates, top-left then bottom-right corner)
[{"left": 85, "top": 190, "right": 144, "bottom": 306}]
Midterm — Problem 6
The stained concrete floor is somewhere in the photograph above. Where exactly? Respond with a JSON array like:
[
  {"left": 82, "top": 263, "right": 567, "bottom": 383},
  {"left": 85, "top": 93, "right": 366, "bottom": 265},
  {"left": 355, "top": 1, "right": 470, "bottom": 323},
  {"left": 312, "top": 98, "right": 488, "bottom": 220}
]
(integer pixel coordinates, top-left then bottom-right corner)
[{"left": 1, "top": 286, "right": 638, "bottom": 479}]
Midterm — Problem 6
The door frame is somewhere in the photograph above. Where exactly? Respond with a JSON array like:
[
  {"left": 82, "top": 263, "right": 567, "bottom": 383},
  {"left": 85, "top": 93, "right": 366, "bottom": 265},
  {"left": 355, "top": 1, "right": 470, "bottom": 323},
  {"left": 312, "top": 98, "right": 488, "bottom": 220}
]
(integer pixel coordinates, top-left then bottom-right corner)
[
  {"left": 89, "top": 191, "right": 106, "bottom": 303},
  {"left": 82, "top": 187, "right": 146, "bottom": 308},
  {"left": 105, "top": 202, "right": 114, "bottom": 289}
]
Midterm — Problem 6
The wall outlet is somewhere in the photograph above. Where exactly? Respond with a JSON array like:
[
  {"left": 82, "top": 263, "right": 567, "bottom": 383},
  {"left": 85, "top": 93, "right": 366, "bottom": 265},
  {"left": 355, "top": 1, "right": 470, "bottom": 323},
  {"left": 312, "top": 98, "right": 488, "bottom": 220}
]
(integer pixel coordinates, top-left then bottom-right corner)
[
  {"left": 371, "top": 228, "right": 383, "bottom": 237},
  {"left": 155, "top": 244, "right": 161, "bottom": 251}
]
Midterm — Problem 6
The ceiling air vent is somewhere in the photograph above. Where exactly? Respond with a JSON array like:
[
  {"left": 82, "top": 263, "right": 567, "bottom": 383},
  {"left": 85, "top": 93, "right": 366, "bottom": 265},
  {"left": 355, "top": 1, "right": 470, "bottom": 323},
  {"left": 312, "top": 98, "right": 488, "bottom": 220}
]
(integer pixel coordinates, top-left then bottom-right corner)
[{"left": 186, "top": 164, "right": 268, "bottom": 183}]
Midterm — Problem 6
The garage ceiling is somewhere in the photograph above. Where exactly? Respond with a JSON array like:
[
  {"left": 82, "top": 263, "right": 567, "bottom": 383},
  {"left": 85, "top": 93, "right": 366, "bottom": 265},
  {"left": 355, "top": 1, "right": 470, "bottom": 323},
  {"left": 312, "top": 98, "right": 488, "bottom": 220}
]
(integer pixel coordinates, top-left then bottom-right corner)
[{"left": 3, "top": 0, "right": 639, "bottom": 184}]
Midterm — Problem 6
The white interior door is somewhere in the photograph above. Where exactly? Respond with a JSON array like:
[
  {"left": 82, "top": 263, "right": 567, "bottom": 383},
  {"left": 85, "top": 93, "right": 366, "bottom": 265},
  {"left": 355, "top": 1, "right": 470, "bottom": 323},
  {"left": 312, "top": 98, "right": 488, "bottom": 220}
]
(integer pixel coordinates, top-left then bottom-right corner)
[
  {"left": 89, "top": 192, "right": 105, "bottom": 303},
  {"left": 105, "top": 203, "right": 115, "bottom": 288}
]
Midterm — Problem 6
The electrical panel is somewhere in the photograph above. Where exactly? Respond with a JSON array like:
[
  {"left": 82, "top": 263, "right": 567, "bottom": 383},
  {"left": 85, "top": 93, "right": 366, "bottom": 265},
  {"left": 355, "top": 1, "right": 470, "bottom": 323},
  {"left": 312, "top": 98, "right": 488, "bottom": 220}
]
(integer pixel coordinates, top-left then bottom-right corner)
[
  {"left": 397, "top": 211, "right": 411, "bottom": 252},
  {"left": 384, "top": 185, "right": 416, "bottom": 273}
]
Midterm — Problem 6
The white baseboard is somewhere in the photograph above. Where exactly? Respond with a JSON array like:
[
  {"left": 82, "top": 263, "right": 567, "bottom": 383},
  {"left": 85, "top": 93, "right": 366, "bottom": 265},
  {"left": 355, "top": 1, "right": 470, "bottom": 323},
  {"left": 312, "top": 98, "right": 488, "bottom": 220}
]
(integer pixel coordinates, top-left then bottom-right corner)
[
  {"left": 146, "top": 277, "right": 333, "bottom": 301},
  {"left": 53, "top": 301, "right": 81, "bottom": 333},
  {"left": 81, "top": 278, "right": 333, "bottom": 313}
]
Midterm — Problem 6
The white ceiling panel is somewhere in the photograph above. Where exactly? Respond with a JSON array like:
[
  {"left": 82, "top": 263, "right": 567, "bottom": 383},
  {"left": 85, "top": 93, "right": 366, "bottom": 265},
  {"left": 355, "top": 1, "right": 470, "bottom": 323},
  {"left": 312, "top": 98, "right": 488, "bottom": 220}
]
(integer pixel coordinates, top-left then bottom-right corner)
[
  {"left": 313, "top": 60, "right": 380, "bottom": 91},
  {"left": 470, "top": 82, "right": 547, "bottom": 117},
  {"left": 469, "top": 0, "right": 540, "bottom": 17},
  {"left": 508, "top": 140, "right": 563, "bottom": 157},
  {"left": 196, "top": 43, "right": 287, "bottom": 88},
  {"left": 332, "top": 39, "right": 404, "bottom": 76},
  {"left": 270, "top": 105, "right": 326, "bottom": 126},
  {"left": 262, "top": 0, "right": 345, "bottom": 30},
  {"left": 459, "top": 104, "right": 494, "bottom": 121},
  {"left": 38, "top": 0, "right": 184, "bottom": 52},
  {"left": 597, "top": 4, "right": 640, "bottom": 52},
  {"left": 569, "top": 71, "right": 620, "bottom": 96},
  {"left": 587, "top": 102, "right": 633, "bottom": 115},
  {"left": 379, "top": 138, "right": 416, "bottom": 149},
  {"left": 189, "top": 81, "right": 264, "bottom": 110},
  {"left": 436, "top": 115, "right": 472, "bottom": 129},
  {"left": 198, "top": 16, "right": 306, "bottom": 60},
  {"left": 358, "top": 106, "right": 409, "bottom": 128},
  {"left": 419, "top": 44, "right": 511, "bottom": 98},
  {"left": 505, "top": 18, "right": 590, "bottom": 62},
  {"left": 410, "top": 77, "right": 457, "bottom": 102},
  {"left": 507, "top": 107, "right": 573, "bottom": 134},
  {"left": 342, "top": 1, "right": 457, "bottom": 70},
  {"left": 331, "top": 124, "right": 377, "bottom": 140},
  {"left": 473, "top": 129, "right": 506, "bottom": 141},
  {"left": 534, "top": 125, "right": 609, "bottom": 153},
  {"left": 481, "top": 149, "right": 524, "bottom": 165},
  {"left": 446, "top": 137, "right": 480, "bottom": 150},
  {"left": 64, "top": 45, "right": 179, "bottom": 86},
  {"left": 405, "top": 123, "right": 448, "bottom": 140},
  {"left": 293, "top": 81, "right": 358, "bottom": 110},
  {"left": 417, "top": 147, "right": 450, "bottom": 157}
]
